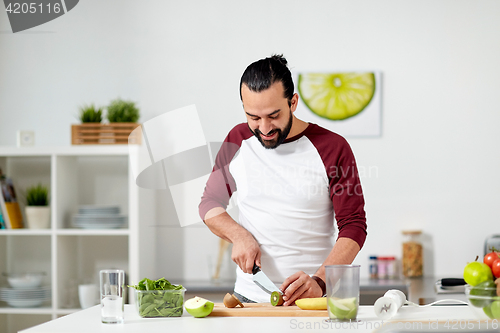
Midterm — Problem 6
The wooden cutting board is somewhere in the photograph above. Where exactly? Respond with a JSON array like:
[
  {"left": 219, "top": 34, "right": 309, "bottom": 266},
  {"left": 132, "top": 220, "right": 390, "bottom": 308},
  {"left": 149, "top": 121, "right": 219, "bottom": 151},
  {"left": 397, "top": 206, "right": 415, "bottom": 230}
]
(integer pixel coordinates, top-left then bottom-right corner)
[{"left": 209, "top": 303, "right": 328, "bottom": 317}]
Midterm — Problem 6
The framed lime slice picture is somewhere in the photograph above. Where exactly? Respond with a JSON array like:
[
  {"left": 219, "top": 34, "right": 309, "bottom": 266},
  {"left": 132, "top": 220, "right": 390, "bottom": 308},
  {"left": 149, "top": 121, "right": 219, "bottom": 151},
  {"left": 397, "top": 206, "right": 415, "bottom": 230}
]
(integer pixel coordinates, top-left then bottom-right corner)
[
  {"left": 298, "top": 73, "right": 376, "bottom": 121},
  {"left": 295, "top": 71, "right": 382, "bottom": 137}
]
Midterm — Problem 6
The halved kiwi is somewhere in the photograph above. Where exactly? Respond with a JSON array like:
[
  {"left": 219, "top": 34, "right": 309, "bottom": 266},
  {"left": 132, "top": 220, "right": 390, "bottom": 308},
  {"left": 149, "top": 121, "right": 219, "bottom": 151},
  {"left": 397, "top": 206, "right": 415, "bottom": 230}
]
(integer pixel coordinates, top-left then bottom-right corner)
[
  {"left": 271, "top": 291, "right": 284, "bottom": 306},
  {"left": 223, "top": 293, "right": 244, "bottom": 308}
]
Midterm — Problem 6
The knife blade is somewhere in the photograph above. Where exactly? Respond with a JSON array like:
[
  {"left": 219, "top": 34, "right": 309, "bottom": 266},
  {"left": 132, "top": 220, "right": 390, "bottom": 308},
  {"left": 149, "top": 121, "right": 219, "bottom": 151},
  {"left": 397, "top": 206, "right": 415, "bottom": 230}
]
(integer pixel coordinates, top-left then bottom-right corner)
[{"left": 252, "top": 264, "right": 282, "bottom": 295}]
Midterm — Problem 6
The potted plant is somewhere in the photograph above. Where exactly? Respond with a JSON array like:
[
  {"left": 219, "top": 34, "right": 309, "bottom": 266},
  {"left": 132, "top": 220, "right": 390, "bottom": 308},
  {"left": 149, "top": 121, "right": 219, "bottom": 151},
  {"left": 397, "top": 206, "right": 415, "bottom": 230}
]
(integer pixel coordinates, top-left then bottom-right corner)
[
  {"left": 106, "top": 98, "right": 140, "bottom": 123},
  {"left": 71, "top": 99, "right": 141, "bottom": 145},
  {"left": 104, "top": 98, "right": 141, "bottom": 144},
  {"left": 79, "top": 104, "right": 103, "bottom": 123},
  {"left": 24, "top": 183, "right": 50, "bottom": 229}
]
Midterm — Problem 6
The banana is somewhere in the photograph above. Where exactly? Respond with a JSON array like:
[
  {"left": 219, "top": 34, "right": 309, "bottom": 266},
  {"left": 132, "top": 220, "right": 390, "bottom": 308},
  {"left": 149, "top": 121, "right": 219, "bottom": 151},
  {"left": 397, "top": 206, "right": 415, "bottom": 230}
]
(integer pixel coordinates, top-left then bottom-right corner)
[{"left": 295, "top": 297, "right": 327, "bottom": 310}]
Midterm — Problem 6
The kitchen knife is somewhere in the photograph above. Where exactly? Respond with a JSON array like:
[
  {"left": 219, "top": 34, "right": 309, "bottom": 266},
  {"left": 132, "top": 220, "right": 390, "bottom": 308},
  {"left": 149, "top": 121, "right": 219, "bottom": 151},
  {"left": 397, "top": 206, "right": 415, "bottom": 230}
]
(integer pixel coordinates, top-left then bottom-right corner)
[
  {"left": 441, "top": 278, "right": 466, "bottom": 287},
  {"left": 252, "top": 264, "right": 282, "bottom": 295},
  {"left": 434, "top": 278, "right": 465, "bottom": 294}
]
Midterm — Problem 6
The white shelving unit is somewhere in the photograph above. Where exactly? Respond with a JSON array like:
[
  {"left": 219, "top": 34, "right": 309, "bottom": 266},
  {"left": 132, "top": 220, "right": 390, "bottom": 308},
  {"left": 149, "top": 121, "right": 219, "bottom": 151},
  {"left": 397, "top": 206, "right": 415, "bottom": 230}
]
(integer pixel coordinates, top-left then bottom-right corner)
[{"left": 0, "top": 146, "right": 156, "bottom": 333}]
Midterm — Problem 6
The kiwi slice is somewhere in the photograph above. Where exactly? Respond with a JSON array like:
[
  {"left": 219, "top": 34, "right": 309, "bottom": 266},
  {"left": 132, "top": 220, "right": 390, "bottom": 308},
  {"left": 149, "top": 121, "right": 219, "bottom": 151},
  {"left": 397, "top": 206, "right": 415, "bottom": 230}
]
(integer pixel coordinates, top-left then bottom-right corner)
[
  {"left": 271, "top": 291, "right": 284, "bottom": 306},
  {"left": 223, "top": 293, "right": 244, "bottom": 308}
]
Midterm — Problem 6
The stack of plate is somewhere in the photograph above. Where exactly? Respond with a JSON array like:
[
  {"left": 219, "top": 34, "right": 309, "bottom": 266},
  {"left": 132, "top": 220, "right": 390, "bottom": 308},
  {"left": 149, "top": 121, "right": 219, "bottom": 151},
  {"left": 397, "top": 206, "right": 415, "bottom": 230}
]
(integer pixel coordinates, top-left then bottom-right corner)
[
  {"left": 72, "top": 205, "right": 127, "bottom": 229},
  {"left": 78, "top": 205, "right": 120, "bottom": 215},
  {"left": 0, "top": 286, "right": 51, "bottom": 308}
]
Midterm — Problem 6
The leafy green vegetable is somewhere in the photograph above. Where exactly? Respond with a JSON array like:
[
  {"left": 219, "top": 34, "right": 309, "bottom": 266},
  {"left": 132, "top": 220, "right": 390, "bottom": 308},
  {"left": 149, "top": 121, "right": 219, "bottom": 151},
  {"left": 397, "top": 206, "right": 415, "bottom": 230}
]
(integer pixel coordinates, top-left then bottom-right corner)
[{"left": 129, "top": 277, "right": 184, "bottom": 318}]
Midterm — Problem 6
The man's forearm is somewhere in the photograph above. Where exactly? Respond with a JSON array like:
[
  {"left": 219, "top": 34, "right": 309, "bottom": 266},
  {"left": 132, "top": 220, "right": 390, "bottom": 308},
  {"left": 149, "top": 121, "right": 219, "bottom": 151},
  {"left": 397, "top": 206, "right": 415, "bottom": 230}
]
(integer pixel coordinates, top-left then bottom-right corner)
[
  {"left": 314, "top": 237, "right": 361, "bottom": 281},
  {"left": 204, "top": 207, "right": 262, "bottom": 273},
  {"left": 204, "top": 207, "right": 251, "bottom": 244}
]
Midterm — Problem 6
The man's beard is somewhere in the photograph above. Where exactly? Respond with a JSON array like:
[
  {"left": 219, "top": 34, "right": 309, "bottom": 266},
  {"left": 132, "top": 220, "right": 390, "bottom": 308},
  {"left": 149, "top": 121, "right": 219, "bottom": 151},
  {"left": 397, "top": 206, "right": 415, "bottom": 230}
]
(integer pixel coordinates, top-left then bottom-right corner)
[{"left": 250, "top": 111, "right": 293, "bottom": 149}]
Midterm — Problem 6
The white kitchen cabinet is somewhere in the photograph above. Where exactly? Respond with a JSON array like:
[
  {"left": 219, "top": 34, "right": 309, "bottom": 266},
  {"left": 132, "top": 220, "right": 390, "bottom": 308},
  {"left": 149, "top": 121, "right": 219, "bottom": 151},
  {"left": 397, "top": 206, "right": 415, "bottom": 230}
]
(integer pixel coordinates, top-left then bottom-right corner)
[{"left": 0, "top": 146, "right": 156, "bottom": 332}]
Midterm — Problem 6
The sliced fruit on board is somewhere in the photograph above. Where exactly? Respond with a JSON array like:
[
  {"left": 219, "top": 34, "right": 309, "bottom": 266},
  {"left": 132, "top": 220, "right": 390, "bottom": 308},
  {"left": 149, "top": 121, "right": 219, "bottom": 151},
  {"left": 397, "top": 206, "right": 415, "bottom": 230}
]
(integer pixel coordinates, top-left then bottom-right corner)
[
  {"left": 295, "top": 297, "right": 327, "bottom": 310},
  {"left": 270, "top": 291, "right": 284, "bottom": 306}
]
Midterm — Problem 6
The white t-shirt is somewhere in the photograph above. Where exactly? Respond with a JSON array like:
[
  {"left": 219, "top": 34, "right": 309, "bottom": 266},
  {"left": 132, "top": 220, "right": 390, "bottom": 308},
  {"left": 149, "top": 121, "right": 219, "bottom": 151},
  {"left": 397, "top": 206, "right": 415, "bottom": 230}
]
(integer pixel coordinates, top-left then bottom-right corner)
[{"left": 200, "top": 123, "right": 366, "bottom": 302}]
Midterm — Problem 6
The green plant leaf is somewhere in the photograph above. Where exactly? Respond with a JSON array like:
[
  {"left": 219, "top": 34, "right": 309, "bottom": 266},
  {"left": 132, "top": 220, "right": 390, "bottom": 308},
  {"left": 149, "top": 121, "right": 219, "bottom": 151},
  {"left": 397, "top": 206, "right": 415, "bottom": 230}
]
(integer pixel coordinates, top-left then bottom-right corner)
[
  {"left": 106, "top": 98, "right": 140, "bottom": 123},
  {"left": 79, "top": 104, "right": 103, "bottom": 123},
  {"left": 25, "top": 183, "right": 49, "bottom": 206}
]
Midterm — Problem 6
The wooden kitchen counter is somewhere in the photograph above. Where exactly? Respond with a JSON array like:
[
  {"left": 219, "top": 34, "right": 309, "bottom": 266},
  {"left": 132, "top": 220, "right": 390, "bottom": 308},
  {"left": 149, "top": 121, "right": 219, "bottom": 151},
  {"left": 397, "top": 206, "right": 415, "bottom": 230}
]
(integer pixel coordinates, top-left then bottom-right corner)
[{"left": 21, "top": 304, "right": 496, "bottom": 333}]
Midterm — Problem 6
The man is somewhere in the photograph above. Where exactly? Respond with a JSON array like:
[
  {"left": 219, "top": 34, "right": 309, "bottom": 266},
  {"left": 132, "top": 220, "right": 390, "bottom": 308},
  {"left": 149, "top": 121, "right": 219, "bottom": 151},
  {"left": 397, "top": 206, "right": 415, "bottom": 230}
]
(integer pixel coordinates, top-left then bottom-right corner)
[{"left": 199, "top": 55, "right": 367, "bottom": 305}]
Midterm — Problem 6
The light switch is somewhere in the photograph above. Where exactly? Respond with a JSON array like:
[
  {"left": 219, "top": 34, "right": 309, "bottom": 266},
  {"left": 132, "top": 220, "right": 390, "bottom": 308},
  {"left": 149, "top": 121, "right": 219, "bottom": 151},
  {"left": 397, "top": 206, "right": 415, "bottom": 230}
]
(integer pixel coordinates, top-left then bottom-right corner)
[{"left": 17, "top": 130, "right": 35, "bottom": 147}]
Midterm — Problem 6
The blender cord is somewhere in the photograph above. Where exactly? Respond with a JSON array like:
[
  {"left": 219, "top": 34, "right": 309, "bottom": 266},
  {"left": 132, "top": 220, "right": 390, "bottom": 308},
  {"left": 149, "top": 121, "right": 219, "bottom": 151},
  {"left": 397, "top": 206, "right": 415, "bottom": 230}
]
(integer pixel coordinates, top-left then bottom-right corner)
[{"left": 405, "top": 299, "right": 468, "bottom": 307}]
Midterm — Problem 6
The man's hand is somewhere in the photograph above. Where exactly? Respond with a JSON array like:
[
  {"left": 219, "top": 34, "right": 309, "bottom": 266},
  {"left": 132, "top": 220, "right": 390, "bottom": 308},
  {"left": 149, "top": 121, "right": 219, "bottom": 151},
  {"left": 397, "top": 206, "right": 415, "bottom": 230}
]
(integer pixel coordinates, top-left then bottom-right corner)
[
  {"left": 279, "top": 271, "right": 323, "bottom": 306},
  {"left": 204, "top": 208, "right": 261, "bottom": 274},
  {"left": 277, "top": 238, "right": 360, "bottom": 306},
  {"left": 231, "top": 233, "right": 261, "bottom": 274}
]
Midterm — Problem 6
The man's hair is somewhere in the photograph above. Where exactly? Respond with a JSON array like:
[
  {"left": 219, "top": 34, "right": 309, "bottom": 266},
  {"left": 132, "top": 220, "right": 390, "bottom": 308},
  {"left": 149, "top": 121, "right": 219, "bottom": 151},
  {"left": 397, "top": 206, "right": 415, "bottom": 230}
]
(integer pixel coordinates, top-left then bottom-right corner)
[{"left": 239, "top": 54, "right": 294, "bottom": 106}]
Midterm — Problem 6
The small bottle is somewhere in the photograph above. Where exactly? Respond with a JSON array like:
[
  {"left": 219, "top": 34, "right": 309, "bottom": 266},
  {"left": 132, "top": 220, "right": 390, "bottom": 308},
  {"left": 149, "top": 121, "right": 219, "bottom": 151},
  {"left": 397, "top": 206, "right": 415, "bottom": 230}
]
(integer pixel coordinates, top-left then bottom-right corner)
[
  {"left": 386, "top": 256, "right": 396, "bottom": 279},
  {"left": 377, "top": 257, "right": 388, "bottom": 279},
  {"left": 369, "top": 256, "right": 378, "bottom": 279},
  {"left": 402, "top": 230, "right": 423, "bottom": 277}
]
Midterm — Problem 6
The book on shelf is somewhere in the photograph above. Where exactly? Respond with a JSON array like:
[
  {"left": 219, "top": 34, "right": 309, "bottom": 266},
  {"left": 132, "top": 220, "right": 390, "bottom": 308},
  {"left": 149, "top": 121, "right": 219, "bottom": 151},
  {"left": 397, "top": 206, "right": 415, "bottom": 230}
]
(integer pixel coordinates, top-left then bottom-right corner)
[
  {"left": 0, "top": 172, "right": 24, "bottom": 229},
  {"left": 0, "top": 207, "right": 5, "bottom": 229}
]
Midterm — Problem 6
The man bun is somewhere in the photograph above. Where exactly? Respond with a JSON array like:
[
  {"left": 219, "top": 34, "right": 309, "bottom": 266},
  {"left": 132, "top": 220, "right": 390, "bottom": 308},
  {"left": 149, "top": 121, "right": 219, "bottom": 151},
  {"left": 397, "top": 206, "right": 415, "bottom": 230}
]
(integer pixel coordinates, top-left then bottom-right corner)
[
  {"left": 240, "top": 54, "right": 294, "bottom": 104},
  {"left": 271, "top": 54, "right": 288, "bottom": 66}
]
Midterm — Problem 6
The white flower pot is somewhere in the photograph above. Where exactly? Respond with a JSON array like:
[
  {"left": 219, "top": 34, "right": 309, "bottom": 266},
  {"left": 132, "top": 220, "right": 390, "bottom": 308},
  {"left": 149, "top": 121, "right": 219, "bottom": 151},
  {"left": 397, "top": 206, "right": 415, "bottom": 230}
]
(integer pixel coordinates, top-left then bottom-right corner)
[{"left": 25, "top": 206, "right": 51, "bottom": 229}]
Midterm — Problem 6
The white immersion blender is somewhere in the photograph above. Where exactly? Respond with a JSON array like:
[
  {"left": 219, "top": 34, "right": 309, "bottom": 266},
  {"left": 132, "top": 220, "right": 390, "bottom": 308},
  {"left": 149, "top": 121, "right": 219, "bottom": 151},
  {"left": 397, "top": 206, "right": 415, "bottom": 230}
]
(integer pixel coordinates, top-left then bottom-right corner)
[
  {"left": 373, "top": 289, "right": 468, "bottom": 319},
  {"left": 374, "top": 290, "right": 407, "bottom": 319}
]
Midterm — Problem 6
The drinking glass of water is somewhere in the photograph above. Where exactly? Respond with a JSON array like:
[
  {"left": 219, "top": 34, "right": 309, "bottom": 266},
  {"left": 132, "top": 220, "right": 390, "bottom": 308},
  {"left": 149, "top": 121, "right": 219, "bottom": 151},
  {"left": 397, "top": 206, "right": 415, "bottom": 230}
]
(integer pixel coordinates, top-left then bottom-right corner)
[{"left": 99, "top": 269, "right": 125, "bottom": 324}]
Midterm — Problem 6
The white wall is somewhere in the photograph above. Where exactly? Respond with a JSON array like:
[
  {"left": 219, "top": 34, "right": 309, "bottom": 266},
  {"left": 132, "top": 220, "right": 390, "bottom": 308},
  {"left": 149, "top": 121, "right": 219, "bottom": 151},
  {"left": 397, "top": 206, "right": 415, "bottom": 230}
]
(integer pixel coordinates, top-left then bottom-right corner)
[{"left": 1, "top": 0, "right": 499, "bottom": 280}]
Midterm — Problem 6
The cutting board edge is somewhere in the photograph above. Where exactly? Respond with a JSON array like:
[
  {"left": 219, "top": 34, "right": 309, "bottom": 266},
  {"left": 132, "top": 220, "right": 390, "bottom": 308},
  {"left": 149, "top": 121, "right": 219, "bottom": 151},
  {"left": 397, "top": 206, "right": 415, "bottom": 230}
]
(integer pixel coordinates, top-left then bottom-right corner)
[{"left": 209, "top": 303, "right": 329, "bottom": 317}]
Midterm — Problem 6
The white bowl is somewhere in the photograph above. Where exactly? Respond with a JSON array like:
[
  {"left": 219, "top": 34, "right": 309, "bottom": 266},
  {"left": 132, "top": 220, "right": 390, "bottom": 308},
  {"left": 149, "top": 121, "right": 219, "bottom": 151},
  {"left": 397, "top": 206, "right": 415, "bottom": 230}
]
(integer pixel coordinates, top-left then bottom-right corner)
[{"left": 3, "top": 273, "right": 45, "bottom": 289}]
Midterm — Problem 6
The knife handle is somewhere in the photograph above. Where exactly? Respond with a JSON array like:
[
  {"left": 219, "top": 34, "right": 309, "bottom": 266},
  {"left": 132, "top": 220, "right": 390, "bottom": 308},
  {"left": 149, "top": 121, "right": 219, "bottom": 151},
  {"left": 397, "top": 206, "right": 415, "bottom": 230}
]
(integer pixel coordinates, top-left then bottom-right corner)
[
  {"left": 441, "top": 278, "right": 466, "bottom": 286},
  {"left": 252, "top": 263, "right": 260, "bottom": 275}
]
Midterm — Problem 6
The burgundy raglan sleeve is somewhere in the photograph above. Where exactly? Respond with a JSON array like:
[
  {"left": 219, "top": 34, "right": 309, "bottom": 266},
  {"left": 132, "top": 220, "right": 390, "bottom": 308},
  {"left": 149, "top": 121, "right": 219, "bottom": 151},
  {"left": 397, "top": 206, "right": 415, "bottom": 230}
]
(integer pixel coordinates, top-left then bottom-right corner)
[
  {"left": 307, "top": 125, "right": 367, "bottom": 249},
  {"left": 198, "top": 124, "right": 251, "bottom": 221}
]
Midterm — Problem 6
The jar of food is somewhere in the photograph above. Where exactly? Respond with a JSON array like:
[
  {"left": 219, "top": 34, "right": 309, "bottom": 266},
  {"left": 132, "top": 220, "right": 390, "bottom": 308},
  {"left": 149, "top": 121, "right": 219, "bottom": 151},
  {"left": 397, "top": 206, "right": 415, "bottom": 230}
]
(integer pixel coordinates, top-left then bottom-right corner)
[
  {"left": 377, "top": 257, "right": 388, "bottom": 279},
  {"left": 484, "top": 234, "right": 500, "bottom": 256},
  {"left": 369, "top": 256, "right": 378, "bottom": 279},
  {"left": 402, "top": 230, "right": 423, "bottom": 277},
  {"left": 386, "top": 256, "right": 397, "bottom": 279}
]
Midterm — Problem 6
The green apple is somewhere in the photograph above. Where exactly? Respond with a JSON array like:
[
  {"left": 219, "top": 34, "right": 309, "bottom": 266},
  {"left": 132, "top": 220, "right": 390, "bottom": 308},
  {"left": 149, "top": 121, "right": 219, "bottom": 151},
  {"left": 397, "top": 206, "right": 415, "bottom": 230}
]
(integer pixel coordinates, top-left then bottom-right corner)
[
  {"left": 464, "top": 261, "right": 493, "bottom": 286},
  {"left": 491, "top": 301, "right": 500, "bottom": 319},
  {"left": 469, "top": 280, "right": 496, "bottom": 307},
  {"left": 184, "top": 296, "right": 214, "bottom": 318},
  {"left": 483, "top": 305, "right": 494, "bottom": 319},
  {"left": 328, "top": 297, "right": 358, "bottom": 321}
]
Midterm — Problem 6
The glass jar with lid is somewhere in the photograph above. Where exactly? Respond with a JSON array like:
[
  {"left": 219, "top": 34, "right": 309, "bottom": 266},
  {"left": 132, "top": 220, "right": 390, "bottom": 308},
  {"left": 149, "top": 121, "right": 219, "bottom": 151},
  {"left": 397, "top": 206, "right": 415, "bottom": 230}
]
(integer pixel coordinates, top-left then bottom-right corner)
[
  {"left": 484, "top": 234, "right": 500, "bottom": 256},
  {"left": 369, "top": 256, "right": 378, "bottom": 279},
  {"left": 386, "top": 256, "right": 397, "bottom": 279},
  {"left": 376, "top": 257, "right": 397, "bottom": 279},
  {"left": 402, "top": 230, "right": 423, "bottom": 277}
]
